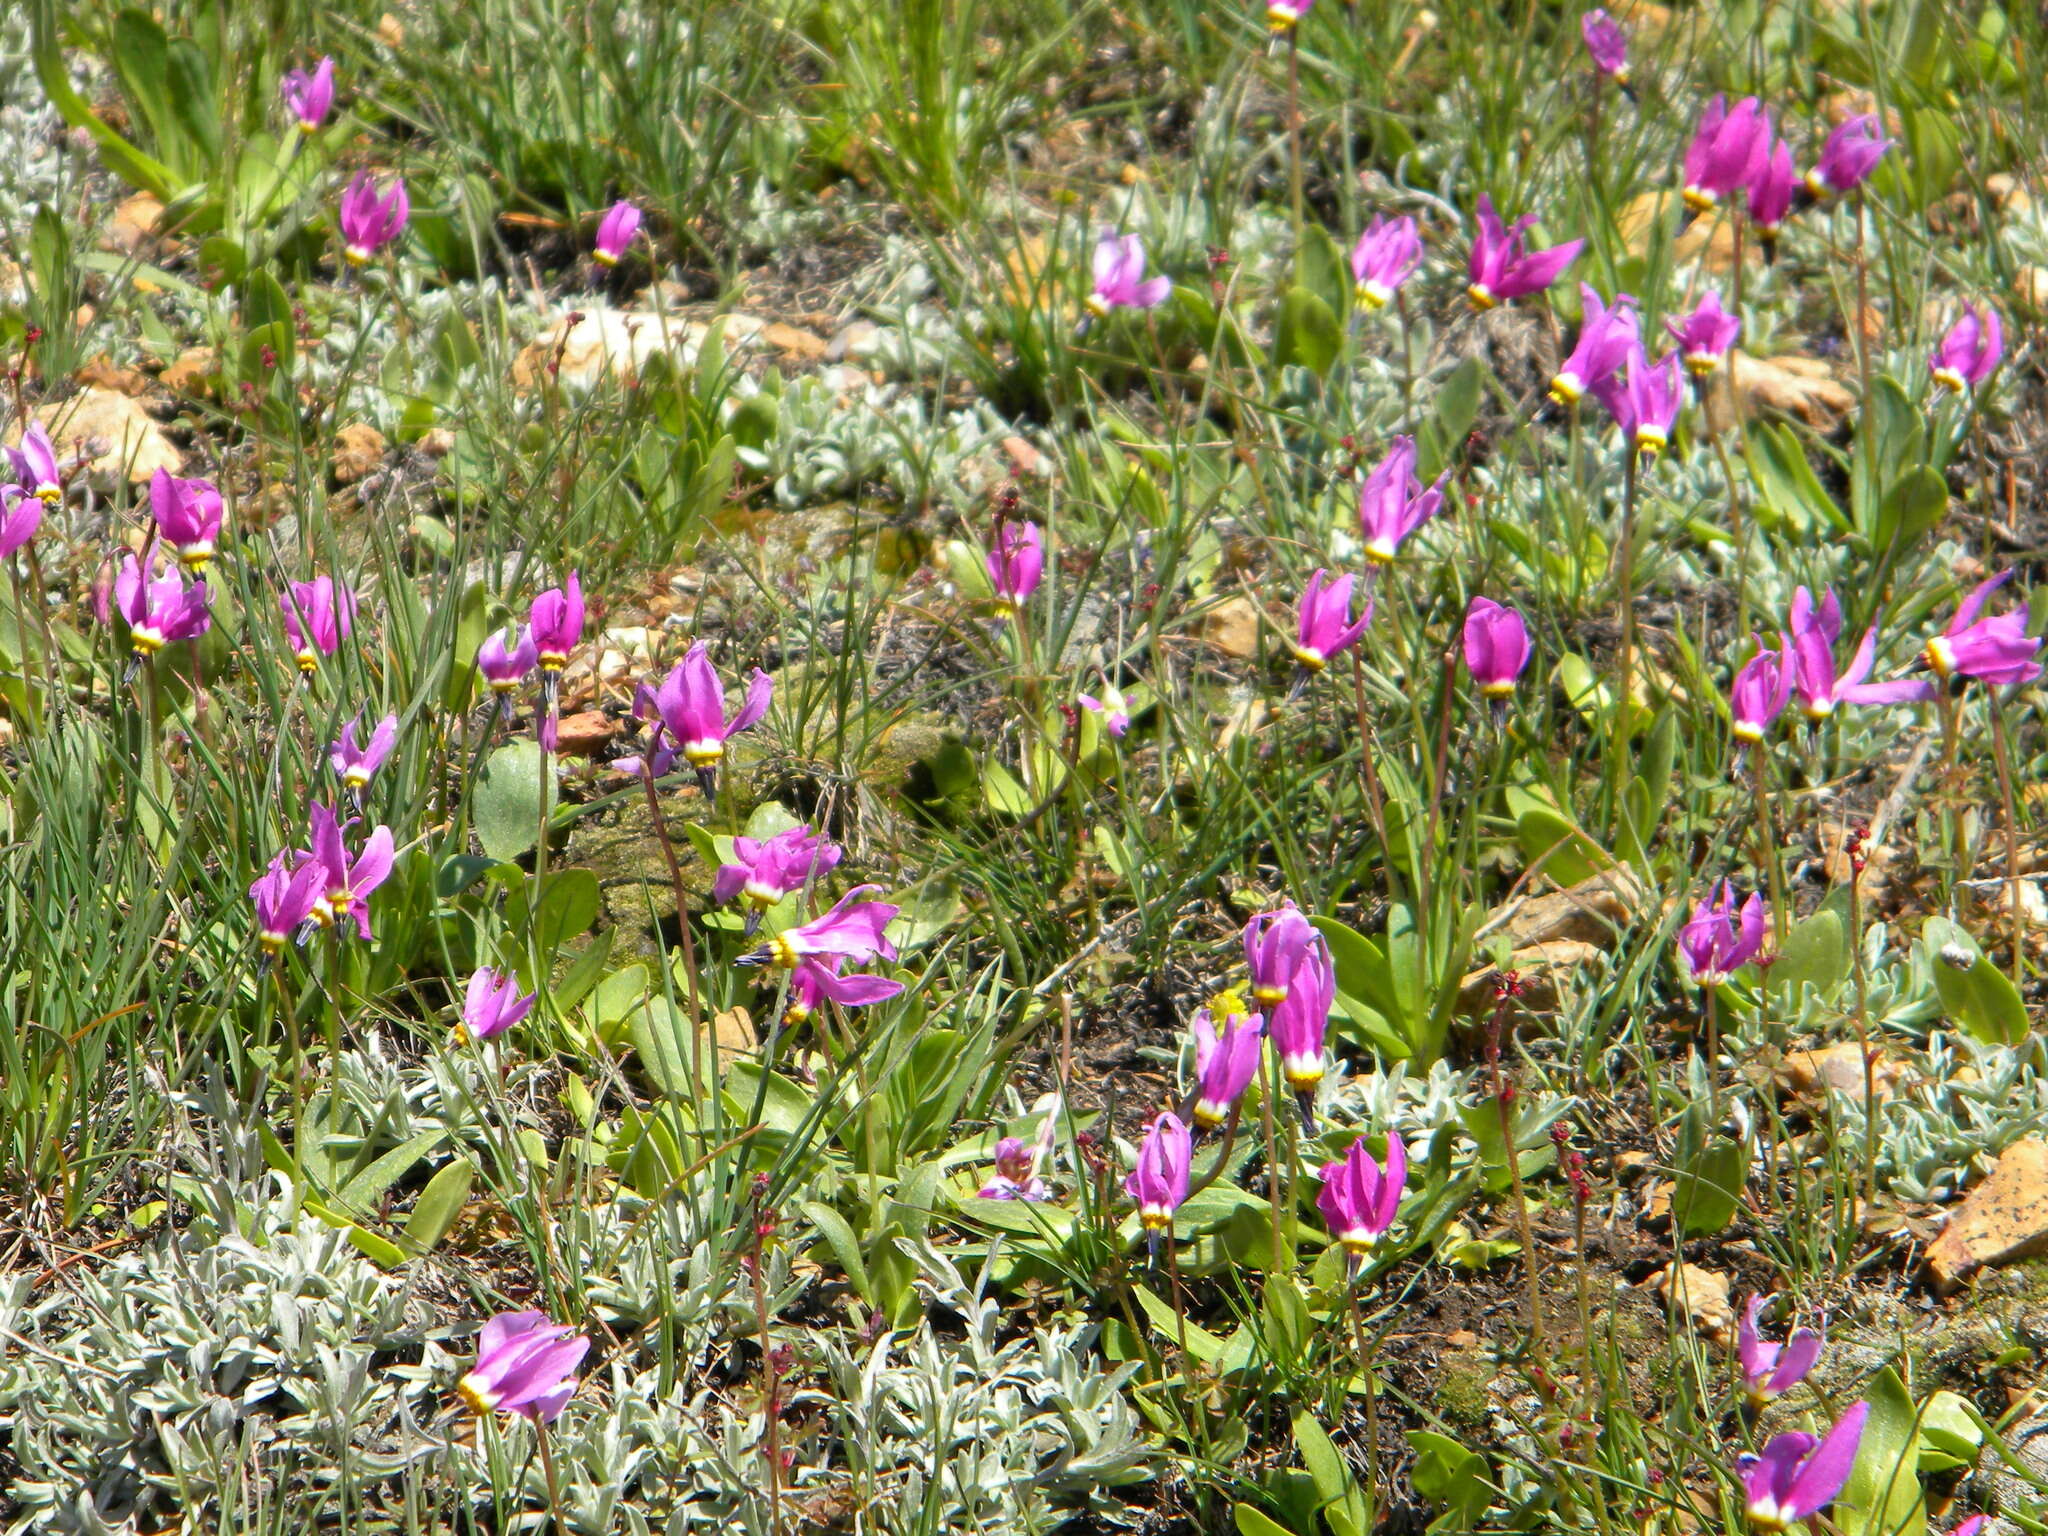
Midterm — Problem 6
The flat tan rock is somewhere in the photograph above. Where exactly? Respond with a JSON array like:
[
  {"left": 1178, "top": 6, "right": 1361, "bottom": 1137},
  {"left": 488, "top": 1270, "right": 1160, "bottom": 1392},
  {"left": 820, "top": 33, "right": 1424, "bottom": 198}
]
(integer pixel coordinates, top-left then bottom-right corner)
[
  {"left": 1926, "top": 1138, "right": 2048, "bottom": 1294},
  {"left": 1618, "top": 190, "right": 1741, "bottom": 274},
  {"left": 330, "top": 422, "right": 388, "bottom": 485},
  {"left": 761, "top": 321, "right": 828, "bottom": 361},
  {"left": 105, "top": 192, "right": 164, "bottom": 256},
  {"left": 27, "top": 387, "right": 182, "bottom": 492},
  {"left": 1701, "top": 352, "right": 1856, "bottom": 435},
  {"left": 1456, "top": 939, "right": 1604, "bottom": 1015},
  {"left": 1647, "top": 1261, "right": 1733, "bottom": 1338},
  {"left": 160, "top": 346, "right": 216, "bottom": 395},
  {"left": 1776, "top": 1042, "right": 1904, "bottom": 1104},
  {"left": 1196, "top": 594, "right": 1260, "bottom": 659},
  {"left": 553, "top": 710, "right": 619, "bottom": 756},
  {"left": 1504, "top": 869, "right": 1642, "bottom": 947},
  {"left": 509, "top": 308, "right": 708, "bottom": 392}
]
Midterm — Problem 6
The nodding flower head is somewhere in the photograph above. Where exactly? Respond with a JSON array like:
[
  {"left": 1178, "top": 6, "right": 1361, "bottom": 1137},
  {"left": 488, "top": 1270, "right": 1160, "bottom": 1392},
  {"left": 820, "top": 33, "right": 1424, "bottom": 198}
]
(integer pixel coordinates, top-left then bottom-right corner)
[
  {"left": 1350, "top": 215, "right": 1422, "bottom": 310},
  {"left": 1616, "top": 346, "right": 1685, "bottom": 456},
  {"left": 1748, "top": 141, "right": 1797, "bottom": 240},
  {"left": 1466, "top": 194, "right": 1584, "bottom": 309},
  {"left": 1317, "top": 1130, "right": 1406, "bottom": 1265},
  {"left": 0, "top": 485, "right": 42, "bottom": 559},
  {"left": 456, "top": 1311, "right": 588, "bottom": 1423},
  {"left": 634, "top": 641, "right": 772, "bottom": 794},
  {"left": 307, "top": 802, "right": 395, "bottom": 940},
  {"left": 1923, "top": 572, "right": 2044, "bottom": 687},
  {"left": 1741, "top": 1404, "right": 1868, "bottom": 1531},
  {"left": 778, "top": 952, "right": 903, "bottom": 1025},
  {"left": 1682, "top": 94, "right": 1771, "bottom": 213},
  {"left": 1267, "top": 933, "right": 1335, "bottom": 1113},
  {"left": 1291, "top": 568, "right": 1372, "bottom": 673},
  {"left": 1244, "top": 902, "right": 1316, "bottom": 1008},
  {"left": 1581, "top": 9, "right": 1628, "bottom": 83},
  {"left": 528, "top": 572, "right": 584, "bottom": 676},
  {"left": 1729, "top": 635, "right": 1793, "bottom": 748},
  {"left": 1930, "top": 305, "right": 2002, "bottom": 396},
  {"left": 1265, "top": 0, "right": 1316, "bottom": 33},
  {"left": 1679, "top": 881, "right": 1766, "bottom": 987},
  {"left": 1788, "top": 587, "right": 1933, "bottom": 720},
  {"left": 116, "top": 553, "right": 212, "bottom": 657},
  {"left": 1357, "top": 435, "right": 1448, "bottom": 564},
  {"left": 1088, "top": 231, "right": 1171, "bottom": 316},
  {"left": 10, "top": 422, "right": 62, "bottom": 504},
  {"left": 281, "top": 56, "right": 335, "bottom": 134},
  {"left": 712, "top": 824, "right": 840, "bottom": 915},
  {"left": 1738, "top": 1295, "right": 1823, "bottom": 1406},
  {"left": 458, "top": 965, "right": 535, "bottom": 1044},
  {"left": 281, "top": 575, "right": 356, "bottom": 673},
  {"left": 338, "top": 172, "right": 409, "bottom": 265},
  {"left": 1463, "top": 596, "right": 1531, "bottom": 701},
  {"left": 329, "top": 711, "right": 399, "bottom": 791},
  {"left": 1189, "top": 1006, "right": 1263, "bottom": 1131},
  {"left": 1123, "top": 1112, "right": 1192, "bottom": 1235},
  {"left": 1078, "top": 677, "right": 1133, "bottom": 737},
  {"left": 756, "top": 884, "right": 898, "bottom": 973},
  {"left": 1805, "top": 115, "right": 1891, "bottom": 200},
  {"left": 594, "top": 200, "right": 642, "bottom": 266},
  {"left": 1549, "top": 285, "right": 1640, "bottom": 405},
  {"left": 980, "top": 1096, "right": 1059, "bottom": 1200},
  {"left": 477, "top": 625, "right": 538, "bottom": 708},
  {"left": 1667, "top": 290, "right": 1742, "bottom": 376},
  {"left": 250, "top": 852, "right": 324, "bottom": 954},
  {"left": 149, "top": 469, "right": 225, "bottom": 572}
]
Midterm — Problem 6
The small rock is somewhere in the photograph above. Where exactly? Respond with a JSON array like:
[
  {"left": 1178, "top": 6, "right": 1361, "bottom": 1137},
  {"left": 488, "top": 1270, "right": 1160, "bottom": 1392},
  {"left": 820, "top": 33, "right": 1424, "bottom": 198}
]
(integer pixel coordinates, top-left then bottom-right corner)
[
  {"left": 1776, "top": 1042, "right": 1904, "bottom": 1104},
  {"left": 554, "top": 711, "right": 620, "bottom": 757},
  {"left": 418, "top": 427, "right": 457, "bottom": 457},
  {"left": 1196, "top": 594, "right": 1260, "bottom": 659},
  {"left": 330, "top": 423, "right": 388, "bottom": 485},
  {"left": 1647, "top": 1261, "right": 1734, "bottom": 1338},
  {"left": 1614, "top": 1149, "right": 1652, "bottom": 1182},
  {"left": 509, "top": 308, "right": 706, "bottom": 392},
  {"left": 26, "top": 387, "right": 182, "bottom": 492},
  {"left": 1618, "top": 190, "right": 1741, "bottom": 274},
  {"left": 105, "top": 192, "right": 164, "bottom": 257},
  {"left": 376, "top": 12, "right": 405, "bottom": 45},
  {"left": 1001, "top": 435, "right": 1047, "bottom": 478},
  {"left": 75, "top": 357, "right": 151, "bottom": 396},
  {"left": 827, "top": 321, "right": 885, "bottom": 362},
  {"left": 1926, "top": 1139, "right": 2048, "bottom": 1294},
  {"left": 160, "top": 347, "right": 216, "bottom": 395},
  {"left": 1444, "top": 1329, "right": 1480, "bottom": 1349},
  {"left": 1456, "top": 938, "right": 1604, "bottom": 1015},
  {"left": 1702, "top": 351, "right": 1856, "bottom": 435},
  {"left": 761, "top": 321, "right": 828, "bottom": 361},
  {"left": 1503, "top": 869, "right": 1643, "bottom": 948},
  {"left": 819, "top": 364, "right": 873, "bottom": 398}
]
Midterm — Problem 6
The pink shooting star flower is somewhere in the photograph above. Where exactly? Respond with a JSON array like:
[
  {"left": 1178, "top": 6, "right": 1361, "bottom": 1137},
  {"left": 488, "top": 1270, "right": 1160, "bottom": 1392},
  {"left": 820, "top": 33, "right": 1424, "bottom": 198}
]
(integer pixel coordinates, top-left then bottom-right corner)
[
  {"left": 329, "top": 711, "right": 399, "bottom": 792},
  {"left": 529, "top": 573, "right": 584, "bottom": 687},
  {"left": 148, "top": 469, "right": 224, "bottom": 572},
  {"left": 1087, "top": 231, "right": 1171, "bottom": 318},
  {"left": 1681, "top": 94, "right": 1771, "bottom": 215},
  {"left": 1788, "top": 587, "right": 1933, "bottom": 720},
  {"left": 1922, "top": 572, "right": 2044, "bottom": 687},
  {"left": 1804, "top": 116, "right": 1891, "bottom": 201},
  {"left": 1729, "top": 636, "right": 1793, "bottom": 749},
  {"left": 987, "top": 520, "right": 1044, "bottom": 615},
  {"left": 457, "top": 966, "right": 535, "bottom": 1044},
  {"left": 1124, "top": 1112, "right": 1192, "bottom": 1243},
  {"left": 593, "top": 200, "right": 642, "bottom": 265},
  {"left": 1581, "top": 9, "right": 1629, "bottom": 85},
  {"left": 1464, "top": 596, "right": 1531, "bottom": 711},
  {"left": 338, "top": 172, "right": 409, "bottom": 266},
  {"left": 1680, "top": 882, "right": 1767, "bottom": 987},
  {"left": 780, "top": 952, "right": 903, "bottom": 1024},
  {"left": 1078, "top": 677, "right": 1132, "bottom": 737},
  {"left": 1265, "top": 0, "right": 1316, "bottom": 34},
  {"left": 10, "top": 423, "right": 62, "bottom": 505},
  {"left": 1188, "top": 1006, "right": 1263, "bottom": 1132},
  {"left": 1350, "top": 215, "right": 1422, "bottom": 310},
  {"left": 1549, "top": 286, "right": 1640, "bottom": 405},
  {"left": 250, "top": 852, "right": 324, "bottom": 957},
  {"left": 1738, "top": 1295, "right": 1822, "bottom": 1407},
  {"left": 115, "top": 553, "right": 212, "bottom": 657},
  {"left": 477, "top": 625, "right": 538, "bottom": 718},
  {"left": 753, "top": 884, "right": 899, "bottom": 974},
  {"left": 1268, "top": 932, "right": 1335, "bottom": 1125},
  {"left": 632, "top": 641, "right": 773, "bottom": 796},
  {"left": 712, "top": 824, "right": 841, "bottom": 930},
  {"left": 1741, "top": 1404, "right": 1869, "bottom": 1532},
  {"left": 0, "top": 485, "right": 41, "bottom": 558},
  {"left": 1930, "top": 306, "right": 2002, "bottom": 396},
  {"left": 281, "top": 57, "right": 335, "bottom": 134},
  {"left": 1317, "top": 1130, "right": 1407, "bottom": 1267},
  {"left": 1668, "top": 291, "right": 1742, "bottom": 377},
  {"left": 1290, "top": 568, "right": 1373, "bottom": 675},
  {"left": 457, "top": 1311, "right": 588, "bottom": 1423},
  {"left": 307, "top": 802, "right": 396, "bottom": 940},
  {"left": 1357, "top": 434, "right": 1448, "bottom": 565},
  {"left": 1953, "top": 1519, "right": 1987, "bottom": 1536},
  {"left": 1244, "top": 902, "right": 1317, "bottom": 1008},
  {"left": 1593, "top": 345, "right": 1684, "bottom": 457},
  {"left": 1748, "top": 141, "right": 1797, "bottom": 254},
  {"left": 1466, "top": 194, "right": 1585, "bottom": 310},
  {"left": 980, "top": 1098, "right": 1060, "bottom": 1201},
  {"left": 281, "top": 576, "right": 356, "bottom": 675}
]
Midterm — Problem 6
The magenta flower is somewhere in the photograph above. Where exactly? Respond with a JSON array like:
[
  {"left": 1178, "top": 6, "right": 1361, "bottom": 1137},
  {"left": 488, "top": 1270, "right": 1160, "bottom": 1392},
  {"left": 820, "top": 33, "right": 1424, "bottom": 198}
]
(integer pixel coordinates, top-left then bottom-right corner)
[
  {"left": 1317, "top": 1130, "right": 1406, "bottom": 1265},
  {"left": 281, "top": 57, "right": 335, "bottom": 134},
  {"left": 1189, "top": 1007, "right": 1263, "bottom": 1132},
  {"left": 10, "top": 422, "right": 61, "bottom": 504},
  {"left": 330, "top": 711, "right": 399, "bottom": 792},
  {"left": 458, "top": 966, "right": 535, "bottom": 1044},
  {"left": 1078, "top": 678, "right": 1132, "bottom": 737},
  {"left": 1357, "top": 435, "right": 1448, "bottom": 565},
  {"left": 1804, "top": 115, "right": 1891, "bottom": 200},
  {"left": 1466, "top": 194, "right": 1585, "bottom": 310},
  {"left": 756, "top": 884, "right": 898, "bottom": 974},
  {"left": 115, "top": 554, "right": 212, "bottom": 657},
  {"left": 0, "top": 485, "right": 41, "bottom": 558},
  {"left": 1350, "top": 215, "right": 1422, "bottom": 310},
  {"left": 457, "top": 1311, "right": 588, "bottom": 1423},
  {"left": 477, "top": 625, "right": 538, "bottom": 715},
  {"left": 987, "top": 521, "right": 1044, "bottom": 614},
  {"left": 1930, "top": 306, "right": 2002, "bottom": 396},
  {"left": 980, "top": 1098, "right": 1059, "bottom": 1201},
  {"left": 594, "top": 200, "right": 642, "bottom": 266},
  {"left": 529, "top": 572, "right": 584, "bottom": 682},
  {"left": 1550, "top": 286, "right": 1640, "bottom": 404},
  {"left": 1680, "top": 882, "right": 1767, "bottom": 987},
  {"left": 633, "top": 641, "right": 773, "bottom": 795},
  {"left": 250, "top": 852, "right": 324, "bottom": 956},
  {"left": 1729, "top": 636, "right": 1793, "bottom": 748},
  {"left": 1124, "top": 1112, "right": 1192, "bottom": 1238},
  {"left": 1244, "top": 902, "right": 1316, "bottom": 1007},
  {"left": 712, "top": 824, "right": 841, "bottom": 921},
  {"left": 1668, "top": 290, "right": 1742, "bottom": 376},
  {"left": 149, "top": 469, "right": 224, "bottom": 572},
  {"left": 1748, "top": 141, "right": 1797, "bottom": 245},
  {"left": 1290, "top": 568, "right": 1373, "bottom": 674},
  {"left": 1594, "top": 344, "right": 1684, "bottom": 456},
  {"left": 281, "top": 575, "right": 356, "bottom": 674},
  {"left": 338, "top": 172, "right": 409, "bottom": 265},
  {"left": 1087, "top": 231, "right": 1170, "bottom": 317},
  {"left": 1682, "top": 94, "right": 1771, "bottom": 214},
  {"left": 1741, "top": 1404, "right": 1868, "bottom": 1531},
  {"left": 307, "top": 803, "right": 396, "bottom": 939},
  {"left": 1788, "top": 587, "right": 1933, "bottom": 719},
  {"left": 1265, "top": 0, "right": 1315, "bottom": 33},
  {"left": 1738, "top": 1296, "right": 1822, "bottom": 1407},
  {"left": 1581, "top": 9, "right": 1629, "bottom": 83},
  {"left": 1464, "top": 596, "right": 1531, "bottom": 705},
  {"left": 1923, "top": 572, "right": 2044, "bottom": 686},
  {"left": 780, "top": 952, "right": 903, "bottom": 1023},
  {"left": 1268, "top": 932, "right": 1335, "bottom": 1120}
]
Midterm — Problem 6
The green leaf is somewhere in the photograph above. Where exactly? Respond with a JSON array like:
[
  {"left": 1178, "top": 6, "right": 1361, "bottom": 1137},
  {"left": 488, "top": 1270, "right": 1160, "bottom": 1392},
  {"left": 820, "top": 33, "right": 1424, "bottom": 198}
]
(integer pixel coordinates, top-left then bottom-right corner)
[
  {"left": 982, "top": 758, "right": 1034, "bottom": 816},
  {"left": 1671, "top": 1136, "right": 1745, "bottom": 1235},
  {"left": 1292, "top": 1409, "right": 1367, "bottom": 1534},
  {"left": 1132, "top": 1284, "right": 1229, "bottom": 1361},
  {"left": 535, "top": 868, "right": 600, "bottom": 959},
  {"left": 1772, "top": 904, "right": 1850, "bottom": 997},
  {"left": 30, "top": 0, "right": 177, "bottom": 200},
  {"left": 334, "top": 1130, "right": 444, "bottom": 1218},
  {"left": 1274, "top": 285, "right": 1343, "bottom": 378},
  {"left": 800, "top": 1199, "right": 874, "bottom": 1303},
  {"left": 1745, "top": 422, "right": 1846, "bottom": 536},
  {"left": 402, "top": 1158, "right": 474, "bottom": 1256},
  {"left": 1299, "top": 225, "right": 1351, "bottom": 322},
  {"left": 1264, "top": 1275, "right": 1314, "bottom": 1368},
  {"left": 1433, "top": 357, "right": 1485, "bottom": 457},
  {"left": 1839, "top": 1367, "right": 1927, "bottom": 1536},
  {"left": 1916, "top": 1390, "right": 1983, "bottom": 1472},
  {"left": 1234, "top": 1505, "right": 1299, "bottom": 1536},
  {"left": 1926, "top": 917, "right": 2029, "bottom": 1045},
  {"left": 1872, "top": 466, "right": 1948, "bottom": 559},
  {"left": 242, "top": 270, "right": 294, "bottom": 367},
  {"left": 474, "top": 742, "right": 553, "bottom": 861},
  {"left": 344, "top": 1224, "right": 409, "bottom": 1269}
]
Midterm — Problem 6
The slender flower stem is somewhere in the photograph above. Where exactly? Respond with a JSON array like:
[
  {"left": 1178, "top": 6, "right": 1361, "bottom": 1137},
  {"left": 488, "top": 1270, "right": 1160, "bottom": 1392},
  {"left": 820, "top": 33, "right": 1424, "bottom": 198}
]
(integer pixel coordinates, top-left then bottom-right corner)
[
  {"left": 1611, "top": 450, "right": 1640, "bottom": 823},
  {"left": 1991, "top": 699, "right": 2027, "bottom": 987},
  {"left": 1285, "top": 33, "right": 1305, "bottom": 268},
  {"left": 1752, "top": 748, "right": 1789, "bottom": 955},
  {"left": 1343, "top": 1284, "right": 1386, "bottom": 1525},
  {"left": 1260, "top": 1047, "right": 1287, "bottom": 1276},
  {"left": 1845, "top": 856, "right": 1877, "bottom": 1205},
  {"left": 536, "top": 1418, "right": 569, "bottom": 1536},
  {"left": 749, "top": 1223, "right": 785, "bottom": 1536},
  {"left": 638, "top": 760, "right": 708, "bottom": 1095}
]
